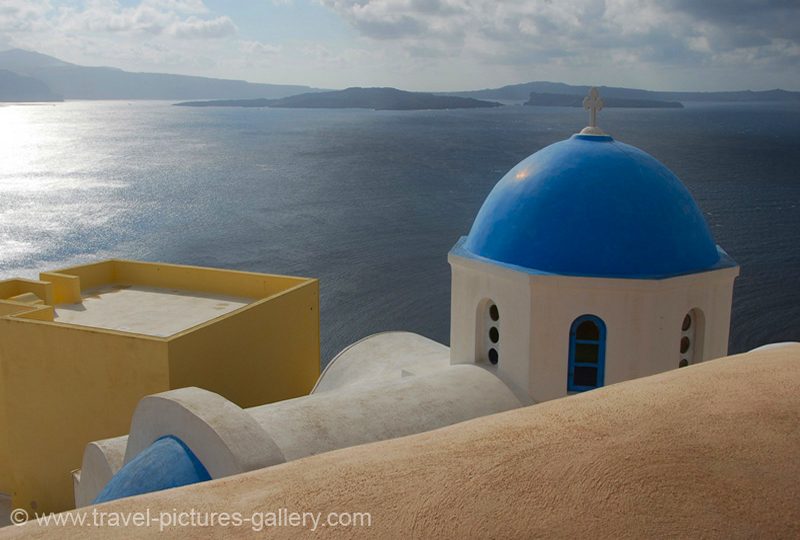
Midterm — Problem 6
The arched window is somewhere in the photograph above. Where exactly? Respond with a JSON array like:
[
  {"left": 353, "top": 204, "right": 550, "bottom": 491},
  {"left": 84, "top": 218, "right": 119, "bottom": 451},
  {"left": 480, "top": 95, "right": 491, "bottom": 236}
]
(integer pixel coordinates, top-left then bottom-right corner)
[{"left": 568, "top": 315, "right": 606, "bottom": 392}]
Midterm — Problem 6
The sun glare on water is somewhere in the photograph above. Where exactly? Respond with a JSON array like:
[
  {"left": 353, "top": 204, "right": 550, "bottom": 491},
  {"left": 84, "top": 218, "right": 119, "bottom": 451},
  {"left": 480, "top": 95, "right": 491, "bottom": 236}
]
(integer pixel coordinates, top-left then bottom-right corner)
[
  {"left": 0, "top": 104, "right": 129, "bottom": 274},
  {"left": 0, "top": 105, "right": 47, "bottom": 188}
]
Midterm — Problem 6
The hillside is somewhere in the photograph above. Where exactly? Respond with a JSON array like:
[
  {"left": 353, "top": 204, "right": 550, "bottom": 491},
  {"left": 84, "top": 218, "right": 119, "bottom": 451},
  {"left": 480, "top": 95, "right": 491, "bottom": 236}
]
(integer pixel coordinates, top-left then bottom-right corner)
[
  {"left": 176, "top": 87, "right": 502, "bottom": 110},
  {"left": 0, "top": 69, "right": 61, "bottom": 102},
  {"left": 449, "top": 81, "right": 800, "bottom": 103},
  {"left": 525, "top": 92, "right": 683, "bottom": 108},
  {"left": 4, "top": 48, "right": 797, "bottom": 104},
  {"left": 0, "top": 49, "right": 322, "bottom": 100}
]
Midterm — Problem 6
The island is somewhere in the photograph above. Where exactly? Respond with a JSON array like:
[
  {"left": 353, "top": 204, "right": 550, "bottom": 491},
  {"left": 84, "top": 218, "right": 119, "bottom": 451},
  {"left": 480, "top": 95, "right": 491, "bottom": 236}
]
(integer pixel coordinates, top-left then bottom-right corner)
[
  {"left": 4, "top": 49, "right": 799, "bottom": 103},
  {"left": 525, "top": 92, "right": 683, "bottom": 108},
  {"left": 448, "top": 82, "right": 800, "bottom": 103},
  {"left": 175, "top": 87, "right": 502, "bottom": 110}
]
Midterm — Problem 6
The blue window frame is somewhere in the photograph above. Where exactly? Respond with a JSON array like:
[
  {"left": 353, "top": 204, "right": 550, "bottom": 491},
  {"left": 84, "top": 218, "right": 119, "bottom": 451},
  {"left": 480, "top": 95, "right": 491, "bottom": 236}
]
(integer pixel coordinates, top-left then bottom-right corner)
[{"left": 568, "top": 315, "right": 606, "bottom": 392}]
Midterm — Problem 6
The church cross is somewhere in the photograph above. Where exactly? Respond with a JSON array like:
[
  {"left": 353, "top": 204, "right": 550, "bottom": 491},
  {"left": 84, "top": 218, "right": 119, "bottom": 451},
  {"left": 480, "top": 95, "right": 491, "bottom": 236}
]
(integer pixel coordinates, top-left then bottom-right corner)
[{"left": 583, "top": 87, "right": 604, "bottom": 129}]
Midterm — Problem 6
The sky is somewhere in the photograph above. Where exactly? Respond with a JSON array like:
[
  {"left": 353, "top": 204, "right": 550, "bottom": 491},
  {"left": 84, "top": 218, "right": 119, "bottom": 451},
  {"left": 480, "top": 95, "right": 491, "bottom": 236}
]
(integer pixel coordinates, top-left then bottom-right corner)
[{"left": 0, "top": 0, "right": 798, "bottom": 92}]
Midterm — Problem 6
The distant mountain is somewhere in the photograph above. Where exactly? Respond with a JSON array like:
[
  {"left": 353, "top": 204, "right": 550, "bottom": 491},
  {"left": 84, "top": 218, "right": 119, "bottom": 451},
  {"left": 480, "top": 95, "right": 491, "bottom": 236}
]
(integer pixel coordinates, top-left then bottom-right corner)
[
  {"left": 525, "top": 92, "right": 682, "bottom": 109},
  {"left": 0, "top": 69, "right": 62, "bottom": 102},
  {"left": 448, "top": 81, "right": 800, "bottom": 103},
  {"left": 176, "top": 87, "right": 503, "bottom": 110},
  {"left": 4, "top": 48, "right": 797, "bottom": 104},
  {"left": 0, "top": 49, "right": 323, "bottom": 100},
  {"left": 0, "top": 49, "right": 71, "bottom": 71}
]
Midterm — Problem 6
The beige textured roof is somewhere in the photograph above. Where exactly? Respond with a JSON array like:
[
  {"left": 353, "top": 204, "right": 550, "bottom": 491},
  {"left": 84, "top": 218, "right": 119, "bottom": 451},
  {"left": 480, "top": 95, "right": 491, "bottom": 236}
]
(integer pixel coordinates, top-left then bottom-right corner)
[{"left": 5, "top": 345, "right": 800, "bottom": 538}]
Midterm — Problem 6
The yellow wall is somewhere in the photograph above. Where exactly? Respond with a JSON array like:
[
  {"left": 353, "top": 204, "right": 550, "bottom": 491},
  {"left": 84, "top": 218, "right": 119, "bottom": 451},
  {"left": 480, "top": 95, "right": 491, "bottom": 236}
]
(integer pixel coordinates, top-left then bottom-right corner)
[
  {"left": 0, "top": 301, "right": 34, "bottom": 318},
  {"left": 113, "top": 260, "right": 307, "bottom": 299},
  {"left": 46, "top": 260, "right": 115, "bottom": 291},
  {"left": 0, "top": 260, "right": 321, "bottom": 515},
  {"left": 0, "top": 319, "right": 169, "bottom": 514},
  {"left": 0, "top": 358, "right": 11, "bottom": 497},
  {"left": 0, "top": 302, "right": 53, "bottom": 322},
  {"left": 44, "top": 259, "right": 309, "bottom": 300},
  {"left": 0, "top": 279, "right": 53, "bottom": 305},
  {"left": 13, "top": 305, "right": 55, "bottom": 322},
  {"left": 168, "top": 280, "right": 320, "bottom": 408},
  {"left": 38, "top": 273, "right": 81, "bottom": 304}
]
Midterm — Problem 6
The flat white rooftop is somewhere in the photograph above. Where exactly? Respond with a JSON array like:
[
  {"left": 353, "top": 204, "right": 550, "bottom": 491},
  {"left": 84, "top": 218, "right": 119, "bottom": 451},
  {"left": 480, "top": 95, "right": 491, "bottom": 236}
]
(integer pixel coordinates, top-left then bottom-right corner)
[{"left": 54, "top": 284, "right": 253, "bottom": 337}]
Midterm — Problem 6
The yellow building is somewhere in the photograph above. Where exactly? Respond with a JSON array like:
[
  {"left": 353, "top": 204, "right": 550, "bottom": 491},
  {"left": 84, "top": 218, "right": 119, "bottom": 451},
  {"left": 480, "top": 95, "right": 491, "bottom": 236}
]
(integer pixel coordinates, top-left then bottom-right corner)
[{"left": 0, "top": 260, "right": 319, "bottom": 515}]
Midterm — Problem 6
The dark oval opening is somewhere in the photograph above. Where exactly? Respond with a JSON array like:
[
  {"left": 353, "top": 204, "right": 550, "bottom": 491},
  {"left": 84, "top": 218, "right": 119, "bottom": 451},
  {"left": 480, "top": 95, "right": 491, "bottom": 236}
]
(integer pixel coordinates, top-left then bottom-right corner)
[
  {"left": 680, "top": 336, "right": 691, "bottom": 354},
  {"left": 489, "top": 304, "right": 499, "bottom": 322},
  {"left": 682, "top": 314, "right": 692, "bottom": 332},
  {"left": 488, "top": 348, "right": 499, "bottom": 365},
  {"left": 489, "top": 327, "right": 499, "bottom": 343}
]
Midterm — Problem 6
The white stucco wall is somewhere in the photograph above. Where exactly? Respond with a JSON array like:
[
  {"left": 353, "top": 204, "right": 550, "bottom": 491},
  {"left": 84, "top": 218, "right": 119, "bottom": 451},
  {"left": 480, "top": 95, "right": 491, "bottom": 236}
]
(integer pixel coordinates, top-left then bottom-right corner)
[
  {"left": 77, "top": 341, "right": 523, "bottom": 505},
  {"left": 449, "top": 256, "right": 532, "bottom": 402},
  {"left": 250, "top": 364, "right": 522, "bottom": 461},
  {"left": 313, "top": 332, "right": 450, "bottom": 394},
  {"left": 73, "top": 436, "right": 128, "bottom": 508},
  {"left": 450, "top": 253, "right": 738, "bottom": 403}
]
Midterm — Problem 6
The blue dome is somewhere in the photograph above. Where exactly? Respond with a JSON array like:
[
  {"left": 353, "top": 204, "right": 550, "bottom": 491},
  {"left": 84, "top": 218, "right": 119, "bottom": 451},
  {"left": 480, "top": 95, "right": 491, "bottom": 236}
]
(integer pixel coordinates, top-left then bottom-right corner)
[
  {"left": 94, "top": 436, "right": 211, "bottom": 504},
  {"left": 462, "top": 134, "right": 722, "bottom": 279}
]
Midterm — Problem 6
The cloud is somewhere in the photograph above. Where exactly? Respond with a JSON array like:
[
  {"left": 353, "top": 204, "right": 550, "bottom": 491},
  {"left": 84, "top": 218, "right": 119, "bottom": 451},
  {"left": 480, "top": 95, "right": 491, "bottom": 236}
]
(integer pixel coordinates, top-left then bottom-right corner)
[
  {"left": 61, "top": 3, "right": 173, "bottom": 35},
  {"left": 319, "top": 0, "right": 800, "bottom": 72},
  {"left": 320, "top": 0, "right": 466, "bottom": 40},
  {"left": 0, "top": 0, "right": 236, "bottom": 46},
  {"left": 168, "top": 16, "right": 237, "bottom": 39},
  {"left": 0, "top": 0, "right": 243, "bottom": 74},
  {"left": 240, "top": 40, "right": 282, "bottom": 55},
  {"left": 51, "top": 0, "right": 233, "bottom": 38},
  {"left": 0, "top": 0, "right": 797, "bottom": 90},
  {"left": 0, "top": 0, "right": 52, "bottom": 32}
]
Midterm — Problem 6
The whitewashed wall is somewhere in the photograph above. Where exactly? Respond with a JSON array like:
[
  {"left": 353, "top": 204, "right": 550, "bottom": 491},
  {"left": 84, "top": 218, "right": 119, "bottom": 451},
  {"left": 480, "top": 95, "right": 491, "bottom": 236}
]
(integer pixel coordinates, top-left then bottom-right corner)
[{"left": 450, "top": 253, "right": 738, "bottom": 403}]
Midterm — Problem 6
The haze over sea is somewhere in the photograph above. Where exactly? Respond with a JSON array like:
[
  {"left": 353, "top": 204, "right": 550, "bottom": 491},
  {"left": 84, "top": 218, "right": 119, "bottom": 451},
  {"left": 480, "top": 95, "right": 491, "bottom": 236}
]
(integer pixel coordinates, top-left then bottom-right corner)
[{"left": 1, "top": 101, "right": 798, "bottom": 364}]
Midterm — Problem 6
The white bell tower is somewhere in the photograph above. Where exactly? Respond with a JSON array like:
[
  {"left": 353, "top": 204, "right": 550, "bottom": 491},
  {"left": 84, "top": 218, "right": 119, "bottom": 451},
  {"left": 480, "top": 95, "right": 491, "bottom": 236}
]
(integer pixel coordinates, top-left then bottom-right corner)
[{"left": 449, "top": 88, "right": 739, "bottom": 403}]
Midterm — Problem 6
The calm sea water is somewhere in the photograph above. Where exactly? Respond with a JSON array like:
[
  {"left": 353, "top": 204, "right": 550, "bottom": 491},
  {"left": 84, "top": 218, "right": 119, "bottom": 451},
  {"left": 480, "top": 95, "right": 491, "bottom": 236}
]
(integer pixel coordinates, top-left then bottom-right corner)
[{"left": 1, "top": 101, "right": 798, "bottom": 364}]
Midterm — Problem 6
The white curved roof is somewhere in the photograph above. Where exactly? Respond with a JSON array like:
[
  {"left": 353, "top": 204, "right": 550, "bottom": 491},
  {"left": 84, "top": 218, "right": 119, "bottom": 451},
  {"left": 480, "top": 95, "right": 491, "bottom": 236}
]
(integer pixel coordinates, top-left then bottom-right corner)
[{"left": 313, "top": 331, "right": 450, "bottom": 394}]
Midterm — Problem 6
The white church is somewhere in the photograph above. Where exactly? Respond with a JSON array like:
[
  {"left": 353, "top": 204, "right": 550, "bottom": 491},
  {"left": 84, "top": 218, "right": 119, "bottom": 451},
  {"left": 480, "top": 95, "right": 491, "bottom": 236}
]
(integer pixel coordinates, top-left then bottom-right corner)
[{"left": 74, "top": 89, "right": 740, "bottom": 505}]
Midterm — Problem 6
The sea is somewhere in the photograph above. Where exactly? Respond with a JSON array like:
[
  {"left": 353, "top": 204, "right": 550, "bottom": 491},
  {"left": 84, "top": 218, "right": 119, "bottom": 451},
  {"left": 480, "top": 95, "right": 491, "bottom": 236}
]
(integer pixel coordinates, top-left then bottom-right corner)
[{"left": 1, "top": 100, "right": 798, "bottom": 365}]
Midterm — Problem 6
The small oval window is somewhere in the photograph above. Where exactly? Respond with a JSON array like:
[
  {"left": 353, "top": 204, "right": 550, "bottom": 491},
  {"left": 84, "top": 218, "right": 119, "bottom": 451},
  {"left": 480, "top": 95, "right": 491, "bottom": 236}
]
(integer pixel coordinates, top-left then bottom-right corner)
[
  {"left": 489, "top": 327, "right": 499, "bottom": 343},
  {"left": 682, "top": 314, "right": 692, "bottom": 332},
  {"left": 479, "top": 301, "right": 500, "bottom": 367}
]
